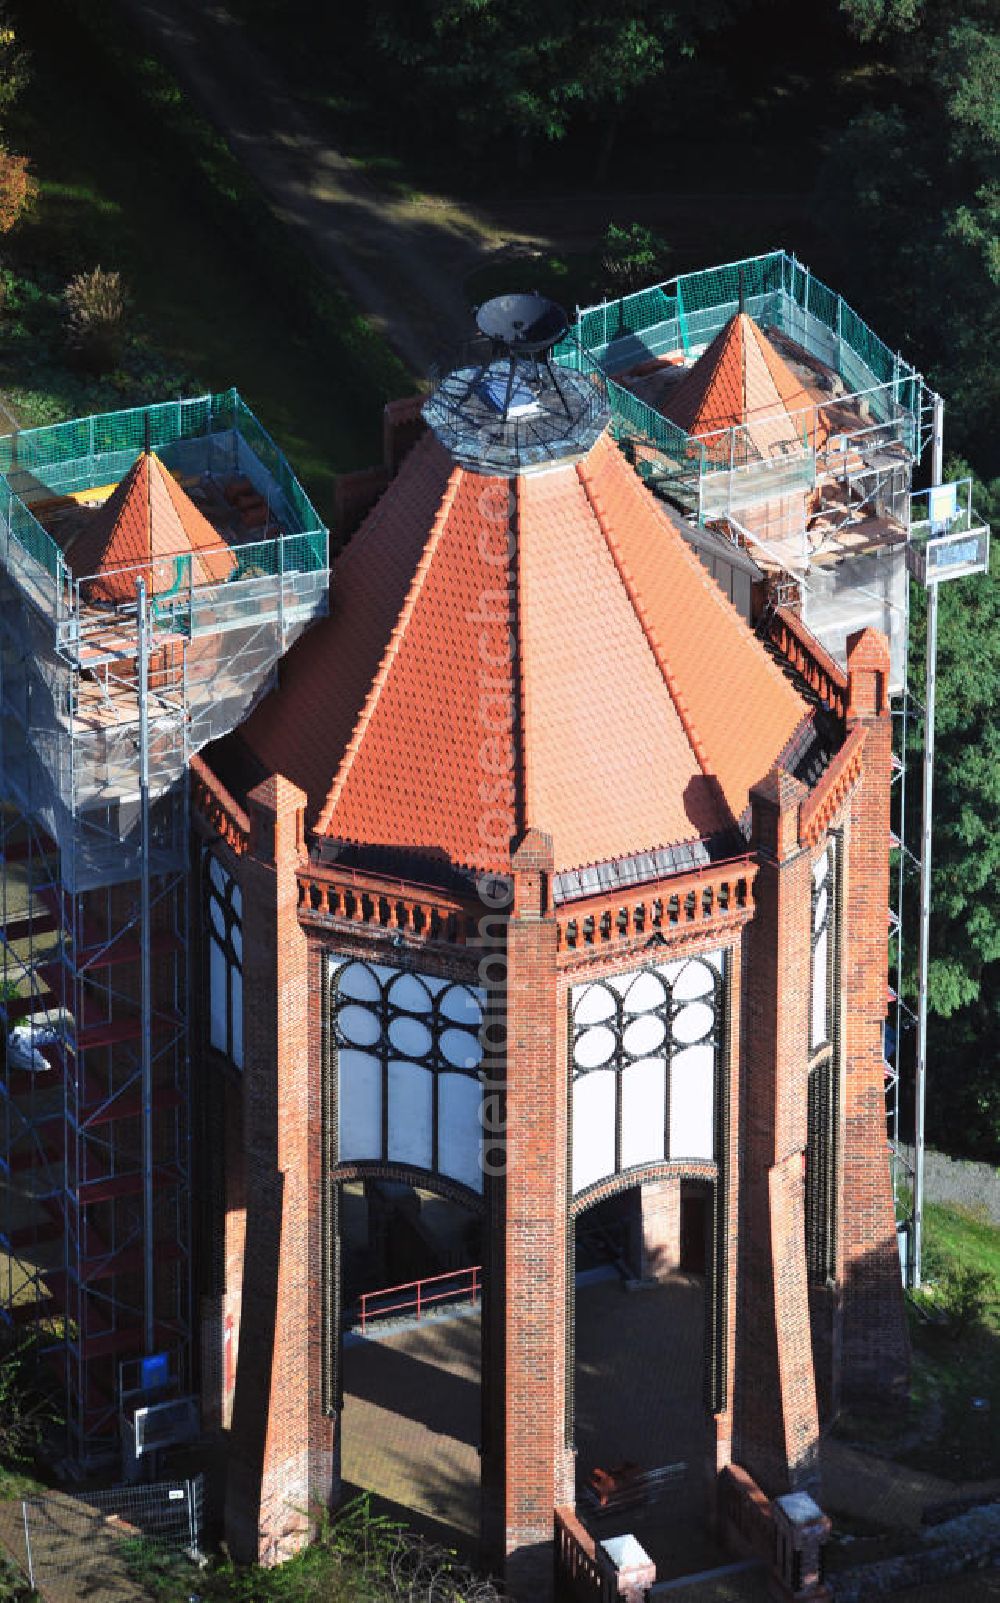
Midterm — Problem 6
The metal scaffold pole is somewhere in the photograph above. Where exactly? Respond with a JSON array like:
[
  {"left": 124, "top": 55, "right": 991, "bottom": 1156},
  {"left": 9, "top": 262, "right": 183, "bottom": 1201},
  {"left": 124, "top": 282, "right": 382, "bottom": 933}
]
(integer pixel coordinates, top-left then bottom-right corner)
[
  {"left": 912, "top": 393, "right": 945, "bottom": 1288},
  {"left": 137, "top": 578, "right": 155, "bottom": 1352}
]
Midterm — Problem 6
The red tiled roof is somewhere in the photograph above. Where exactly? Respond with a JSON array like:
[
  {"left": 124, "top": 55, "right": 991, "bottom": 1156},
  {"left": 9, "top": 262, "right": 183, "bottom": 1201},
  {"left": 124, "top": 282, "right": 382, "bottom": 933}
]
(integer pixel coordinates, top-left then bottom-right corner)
[
  {"left": 67, "top": 451, "right": 236, "bottom": 604},
  {"left": 215, "top": 426, "right": 809, "bottom": 877},
  {"left": 659, "top": 313, "right": 827, "bottom": 460}
]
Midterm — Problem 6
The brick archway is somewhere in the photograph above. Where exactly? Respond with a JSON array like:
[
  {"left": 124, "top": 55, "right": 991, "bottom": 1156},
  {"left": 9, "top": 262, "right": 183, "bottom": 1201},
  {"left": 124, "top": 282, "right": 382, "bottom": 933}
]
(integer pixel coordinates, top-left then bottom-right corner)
[
  {"left": 566, "top": 1169, "right": 723, "bottom": 1573},
  {"left": 329, "top": 1167, "right": 486, "bottom": 1551}
]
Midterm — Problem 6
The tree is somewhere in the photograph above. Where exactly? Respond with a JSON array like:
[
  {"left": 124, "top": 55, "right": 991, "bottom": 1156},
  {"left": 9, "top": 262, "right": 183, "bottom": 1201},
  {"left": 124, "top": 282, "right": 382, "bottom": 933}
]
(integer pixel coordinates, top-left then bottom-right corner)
[
  {"left": 0, "top": 10, "right": 28, "bottom": 128},
  {"left": 0, "top": 1335, "right": 52, "bottom": 1468},
  {"left": 0, "top": 150, "right": 35, "bottom": 233},
  {"left": 904, "top": 462, "right": 1000, "bottom": 1158},
  {"left": 368, "top": 0, "right": 740, "bottom": 170},
  {"left": 820, "top": 0, "right": 1000, "bottom": 472},
  {"left": 0, "top": 9, "right": 34, "bottom": 236},
  {"left": 601, "top": 221, "right": 669, "bottom": 293}
]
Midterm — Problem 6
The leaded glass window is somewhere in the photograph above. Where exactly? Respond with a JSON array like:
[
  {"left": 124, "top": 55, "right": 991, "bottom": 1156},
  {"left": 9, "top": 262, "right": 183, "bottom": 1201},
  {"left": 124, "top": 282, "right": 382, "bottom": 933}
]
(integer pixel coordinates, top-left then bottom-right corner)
[
  {"left": 205, "top": 850, "right": 243, "bottom": 1070},
  {"left": 331, "top": 958, "right": 485, "bottom": 1193},
  {"left": 569, "top": 953, "right": 724, "bottom": 1195},
  {"left": 806, "top": 837, "right": 840, "bottom": 1282}
]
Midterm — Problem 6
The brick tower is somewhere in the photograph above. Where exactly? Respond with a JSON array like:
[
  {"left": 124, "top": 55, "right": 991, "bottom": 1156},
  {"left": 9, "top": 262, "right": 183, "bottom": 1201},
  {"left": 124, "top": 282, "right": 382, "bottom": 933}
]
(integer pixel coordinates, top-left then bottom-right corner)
[{"left": 193, "top": 296, "right": 908, "bottom": 1595}]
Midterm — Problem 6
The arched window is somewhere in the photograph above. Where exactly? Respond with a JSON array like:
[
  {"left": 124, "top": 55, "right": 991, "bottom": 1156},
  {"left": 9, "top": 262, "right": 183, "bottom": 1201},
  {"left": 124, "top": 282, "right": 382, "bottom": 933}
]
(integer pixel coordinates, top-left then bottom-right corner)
[
  {"left": 569, "top": 953, "right": 725, "bottom": 1195},
  {"left": 806, "top": 837, "right": 840, "bottom": 1282},
  {"left": 331, "top": 958, "right": 485, "bottom": 1193},
  {"left": 205, "top": 850, "right": 243, "bottom": 1070}
]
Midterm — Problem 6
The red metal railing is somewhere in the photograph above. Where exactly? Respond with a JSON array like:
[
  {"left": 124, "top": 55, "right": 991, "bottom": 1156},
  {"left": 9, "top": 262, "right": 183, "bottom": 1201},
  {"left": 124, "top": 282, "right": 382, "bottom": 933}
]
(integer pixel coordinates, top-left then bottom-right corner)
[{"left": 357, "top": 1264, "right": 482, "bottom": 1334}]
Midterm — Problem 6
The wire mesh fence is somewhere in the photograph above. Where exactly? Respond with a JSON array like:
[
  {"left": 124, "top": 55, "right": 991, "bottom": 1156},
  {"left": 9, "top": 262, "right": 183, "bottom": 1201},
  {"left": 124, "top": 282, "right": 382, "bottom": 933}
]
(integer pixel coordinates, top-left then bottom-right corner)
[{"left": 0, "top": 1477, "right": 203, "bottom": 1602}]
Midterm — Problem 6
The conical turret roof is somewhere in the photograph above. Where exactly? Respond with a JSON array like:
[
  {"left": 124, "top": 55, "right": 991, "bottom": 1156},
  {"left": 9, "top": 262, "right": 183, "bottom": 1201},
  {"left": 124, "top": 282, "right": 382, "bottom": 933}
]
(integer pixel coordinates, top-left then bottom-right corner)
[
  {"left": 660, "top": 312, "right": 827, "bottom": 461},
  {"left": 210, "top": 424, "right": 811, "bottom": 881},
  {"left": 68, "top": 450, "right": 237, "bottom": 604}
]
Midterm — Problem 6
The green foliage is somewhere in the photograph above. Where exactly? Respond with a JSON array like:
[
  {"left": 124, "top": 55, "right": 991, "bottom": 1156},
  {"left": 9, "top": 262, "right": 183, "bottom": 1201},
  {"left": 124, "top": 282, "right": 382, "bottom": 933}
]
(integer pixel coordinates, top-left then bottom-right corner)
[
  {"left": 368, "top": 0, "right": 739, "bottom": 165},
  {"left": 902, "top": 1203, "right": 1000, "bottom": 1477},
  {"left": 936, "top": 1262, "right": 1000, "bottom": 1338},
  {"left": 0, "top": 1334, "right": 56, "bottom": 1469},
  {"left": 0, "top": 1548, "right": 36, "bottom": 1603},
  {"left": 601, "top": 221, "right": 669, "bottom": 293},
  {"left": 123, "top": 1496, "right": 506, "bottom": 1603},
  {"left": 1, "top": 0, "right": 412, "bottom": 515},
  {"left": 899, "top": 460, "right": 1000, "bottom": 1158},
  {"left": 0, "top": 263, "right": 197, "bottom": 427},
  {"left": 62, "top": 265, "right": 128, "bottom": 373},
  {"left": 821, "top": 0, "right": 1000, "bottom": 471},
  {"left": 0, "top": 8, "right": 28, "bottom": 129}
]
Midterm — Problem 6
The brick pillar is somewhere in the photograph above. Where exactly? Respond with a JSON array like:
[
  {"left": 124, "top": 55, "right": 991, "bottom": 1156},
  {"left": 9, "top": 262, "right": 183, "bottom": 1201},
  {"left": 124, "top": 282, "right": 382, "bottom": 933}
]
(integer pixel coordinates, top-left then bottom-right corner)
[
  {"left": 738, "top": 770, "right": 820, "bottom": 1496},
  {"left": 481, "top": 830, "right": 573, "bottom": 1600},
  {"left": 838, "top": 629, "right": 909, "bottom": 1399},
  {"left": 225, "top": 776, "right": 336, "bottom": 1564},
  {"left": 632, "top": 1178, "right": 680, "bottom": 1282}
]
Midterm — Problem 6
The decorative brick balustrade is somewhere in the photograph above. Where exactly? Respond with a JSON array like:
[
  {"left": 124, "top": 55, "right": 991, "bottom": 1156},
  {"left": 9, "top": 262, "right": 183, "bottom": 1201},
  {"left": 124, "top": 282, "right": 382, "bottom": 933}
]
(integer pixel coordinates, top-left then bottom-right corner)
[
  {"left": 296, "top": 863, "right": 477, "bottom": 946},
  {"left": 719, "top": 1464, "right": 777, "bottom": 1566},
  {"left": 555, "top": 1507, "right": 610, "bottom": 1603},
  {"left": 190, "top": 754, "right": 250, "bottom": 855},
  {"left": 556, "top": 859, "right": 757, "bottom": 956},
  {"left": 798, "top": 725, "right": 867, "bottom": 846},
  {"left": 764, "top": 606, "right": 848, "bottom": 719}
]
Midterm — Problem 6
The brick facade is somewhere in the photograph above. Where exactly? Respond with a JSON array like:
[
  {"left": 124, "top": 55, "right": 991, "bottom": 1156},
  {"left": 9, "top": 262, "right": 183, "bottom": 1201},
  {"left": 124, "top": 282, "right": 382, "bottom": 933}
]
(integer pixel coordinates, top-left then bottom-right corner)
[
  {"left": 634, "top": 1178, "right": 681, "bottom": 1281},
  {"left": 202, "top": 644, "right": 908, "bottom": 1592},
  {"left": 738, "top": 769, "right": 821, "bottom": 1496},
  {"left": 224, "top": 776, "right": 335, "bottom": 1564},
  {"left": 481, "top": 831, "right": 575, "bottom": 1599},
  {"left": 837, "top": 630, "right": 910, "bottom": 1399}
]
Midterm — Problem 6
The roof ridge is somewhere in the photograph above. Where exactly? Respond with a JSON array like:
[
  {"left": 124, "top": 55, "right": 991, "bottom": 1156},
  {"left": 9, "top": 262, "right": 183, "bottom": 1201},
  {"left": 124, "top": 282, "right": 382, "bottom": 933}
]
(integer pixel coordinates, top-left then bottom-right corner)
[
  {"left": 144, "top": 451, "right": 153, "bottom": 568},
  {"left": 739, "top": 313, "right": 750, "bottom": 416},
  {"left": 336, "top": 431, "right": 445, "bottom": 578},
  {"left": 604, "top": 435, "right": 812, "bottom": 702},
  {"left": 749, "top": 317, "right": 812, "bottom": 413},
  {"left": 315, "top": 464, "right": 465, "bottom": 835},
  {"left": 575, "top": 452, "right": 717, "bottom": 784}
]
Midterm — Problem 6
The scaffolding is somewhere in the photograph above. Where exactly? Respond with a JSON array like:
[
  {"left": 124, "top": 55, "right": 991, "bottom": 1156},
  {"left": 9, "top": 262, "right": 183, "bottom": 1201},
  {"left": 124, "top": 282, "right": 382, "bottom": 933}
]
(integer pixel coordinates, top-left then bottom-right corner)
[
  {"left": 555, "top": 249, "right": 940, "bottom": 695},
  {"left": 0, "top": 391, "right": 329, "bottom": 1466},
  {"left": 555, "top": 252, "right": 959, "bottom": 1281}
]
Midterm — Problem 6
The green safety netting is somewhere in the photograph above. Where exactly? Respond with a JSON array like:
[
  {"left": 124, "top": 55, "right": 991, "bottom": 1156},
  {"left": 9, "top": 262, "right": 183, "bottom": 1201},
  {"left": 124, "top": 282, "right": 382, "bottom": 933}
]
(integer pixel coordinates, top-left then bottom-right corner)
[
  {"left": 566, "top": 250, "right": 924, "bottom": 476},
  {"left": 605, "top": 378, "right": 699, "bottom": 469},
  {"left": 0, "top": 390, "right": 328, "bottom": 609}
]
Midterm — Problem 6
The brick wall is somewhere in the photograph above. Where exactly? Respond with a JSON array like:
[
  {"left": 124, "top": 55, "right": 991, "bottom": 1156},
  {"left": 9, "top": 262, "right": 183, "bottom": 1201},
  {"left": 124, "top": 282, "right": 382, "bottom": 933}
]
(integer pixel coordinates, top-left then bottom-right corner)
[
  {"left": 837, "top": 630, "right": 910, "bottom": 1398},
  {"left": 738, "top": 769, "right": 820, "bottom": 1495},
  {"left": 481, "top": 831, "right": 573, "bottom": 1600},
  {"left": 635, "top": 1178, "right": 681, "bottom": 1281},
  {"left": 224, "top": 776, "right": 335, "bottom": 1565}
]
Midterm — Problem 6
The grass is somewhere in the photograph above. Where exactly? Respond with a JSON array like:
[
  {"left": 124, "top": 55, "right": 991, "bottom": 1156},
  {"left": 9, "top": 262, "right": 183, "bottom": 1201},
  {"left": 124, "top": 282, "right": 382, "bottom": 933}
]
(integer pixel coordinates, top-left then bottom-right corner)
[
  {"left": 0, "top": 1549, "right": 35, "bottom": 1603},
  {"left": 922, "top": 1201, "right": 1000, "bottom": 1285},
  {"left": 2, "top": 0, "right": 414, "bottom": 523},
  {"left": 902, "top": 1202, "right": 1000, "bottom": 1481},
  {"left": 839, "top": 1201, "right": 1000, "bottom": 1482},
  {"left": 120, "top": 1496, "right": 501, "bottom": 1603}
]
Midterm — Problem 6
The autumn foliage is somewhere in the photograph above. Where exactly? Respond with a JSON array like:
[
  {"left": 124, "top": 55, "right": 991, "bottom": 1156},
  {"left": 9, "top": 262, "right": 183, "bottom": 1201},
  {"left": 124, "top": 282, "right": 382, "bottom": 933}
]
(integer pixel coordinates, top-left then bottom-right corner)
[{"left": 0, "top": 149, "right": 35, "bottom": 233}]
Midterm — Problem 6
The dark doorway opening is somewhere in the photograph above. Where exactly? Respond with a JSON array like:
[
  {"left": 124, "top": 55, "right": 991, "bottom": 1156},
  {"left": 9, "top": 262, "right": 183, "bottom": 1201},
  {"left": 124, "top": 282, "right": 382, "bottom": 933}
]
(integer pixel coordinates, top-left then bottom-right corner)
[
  {"left": 338, "top": 1179, "right": 483, "bottom": 1553},
  {"left": 572, "top": 1178, "right": 722, "bottom": 1583}
]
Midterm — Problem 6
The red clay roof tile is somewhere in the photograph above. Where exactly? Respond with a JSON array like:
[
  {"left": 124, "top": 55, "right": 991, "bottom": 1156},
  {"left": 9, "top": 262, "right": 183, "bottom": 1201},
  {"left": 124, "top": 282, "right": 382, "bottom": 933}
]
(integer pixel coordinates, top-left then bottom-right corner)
[
  {"left": 68, "top": 451, "right": 236, "bottom": 604},
  {"left": 213, "top": 425, "right": 810, "bottom": 875},
  {"left": 658, "top": 312, "right": 827, "bottom": 460}
]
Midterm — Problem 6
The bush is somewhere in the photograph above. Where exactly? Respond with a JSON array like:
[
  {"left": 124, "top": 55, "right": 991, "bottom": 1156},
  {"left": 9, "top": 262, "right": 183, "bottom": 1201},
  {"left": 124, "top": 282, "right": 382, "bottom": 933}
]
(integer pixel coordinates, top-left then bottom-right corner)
[
  {"left": 0, "top": 1334, "right": 55, "bottom": 1468},
  {"left": 0, "top": 150, "right": 36, "bottom": 235},
  {"left": 62, "top": 265, "right": 128, "bottom": 372},
  {"left": 601, "top": 221, "right": 669, "bottom": 296},
  {"left": 937, "top": 1263, "right": 1000, "bottom": 1339}
]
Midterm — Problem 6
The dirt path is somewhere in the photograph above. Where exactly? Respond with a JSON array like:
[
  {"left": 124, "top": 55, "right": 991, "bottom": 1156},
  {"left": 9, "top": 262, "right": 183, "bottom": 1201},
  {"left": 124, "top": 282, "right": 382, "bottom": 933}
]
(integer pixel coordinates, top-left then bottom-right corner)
[
  {"left": 115, "top": 0, "right": 810, "bottom": 377},
  {"left": 0, "top": 1493, "right": 151, "bottom": 1603},
  {"left": 116, "top": 0, "right": 507, "bottom": 374}
]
